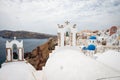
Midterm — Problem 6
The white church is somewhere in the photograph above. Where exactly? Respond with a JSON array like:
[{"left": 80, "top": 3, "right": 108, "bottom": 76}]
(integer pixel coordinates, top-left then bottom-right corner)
[{"left": 0, "top": 21, "right": 120, "bottom": 80}]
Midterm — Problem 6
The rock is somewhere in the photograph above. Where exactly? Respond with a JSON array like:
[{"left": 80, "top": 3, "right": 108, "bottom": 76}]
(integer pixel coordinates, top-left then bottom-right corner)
[{"left": 25, "top": 37, "right": 57, "bottom": 70}]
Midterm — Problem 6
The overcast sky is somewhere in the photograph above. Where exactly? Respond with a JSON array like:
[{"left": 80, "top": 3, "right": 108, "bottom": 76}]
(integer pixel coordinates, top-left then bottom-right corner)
[{"left": 0, "top": 0, "right": 120, "bottom": 34}]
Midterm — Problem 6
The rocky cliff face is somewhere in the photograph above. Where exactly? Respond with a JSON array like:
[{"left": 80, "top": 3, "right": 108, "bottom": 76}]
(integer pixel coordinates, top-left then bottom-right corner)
[
  {"left": 0, "top": 30, "right": 55, "bottom": 39},
  {"left": 25, "top": 37, "right": 57, "bottom": 70}
]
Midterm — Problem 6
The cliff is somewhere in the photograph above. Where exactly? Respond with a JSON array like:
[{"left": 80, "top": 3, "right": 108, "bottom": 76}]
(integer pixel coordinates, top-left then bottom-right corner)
[
  {"left": 25, "top": 37, "right": 58, "bottom": 70},
  {"left": 0, "top": 30, "right": 55, "bottom": 39}
]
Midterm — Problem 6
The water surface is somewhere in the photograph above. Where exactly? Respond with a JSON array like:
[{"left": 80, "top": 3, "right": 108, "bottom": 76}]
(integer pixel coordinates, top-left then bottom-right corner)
[{"left": 0, "top": 37, "right": 48, "bottom": 66}]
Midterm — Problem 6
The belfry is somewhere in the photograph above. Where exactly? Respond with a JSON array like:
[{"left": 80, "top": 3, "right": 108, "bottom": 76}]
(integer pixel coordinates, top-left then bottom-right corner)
[
  {"left": 6, "top": 37, "right": 24, "bottom": 62},
  {"left": 57, "top": 21, "right": 77, "bottom": 47}
]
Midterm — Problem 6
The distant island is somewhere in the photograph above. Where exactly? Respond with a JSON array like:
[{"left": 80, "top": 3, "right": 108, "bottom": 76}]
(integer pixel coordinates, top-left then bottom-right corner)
[{"left": 0, "top": 30, "right": 56, "bottom": 39}]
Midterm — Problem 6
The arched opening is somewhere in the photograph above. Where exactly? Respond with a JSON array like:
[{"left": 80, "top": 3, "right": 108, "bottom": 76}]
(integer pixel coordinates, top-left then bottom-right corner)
[
  {"left": 12, "top": 44, "right": 18, "bottom": 60},
  {"left": 66, "top": 27, "right": 71, "bottom": 37},
  {"left": 66, "top": 32, "right": 69, "bottom": 37},
  {"left": 65, "top": 28, "right": 71, "bottom": 45}
]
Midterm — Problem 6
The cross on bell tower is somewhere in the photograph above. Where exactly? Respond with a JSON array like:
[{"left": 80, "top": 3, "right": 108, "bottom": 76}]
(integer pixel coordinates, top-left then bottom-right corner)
[{"left": 65, "top": 21, "right": 70, "bottom": 25}]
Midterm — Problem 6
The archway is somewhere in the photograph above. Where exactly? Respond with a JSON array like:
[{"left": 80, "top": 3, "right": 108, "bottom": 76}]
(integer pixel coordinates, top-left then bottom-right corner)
[
  {"left": 12, "top": 44, "right": 18, "bottom": 60},
  {"left": 64, "top": 27, "right": 71, "bottom": 46}
]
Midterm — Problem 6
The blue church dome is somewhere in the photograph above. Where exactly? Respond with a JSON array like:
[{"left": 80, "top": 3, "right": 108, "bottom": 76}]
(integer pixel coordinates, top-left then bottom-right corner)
[
  {"left": 82, "top": 47, "right": 87, "bottom": 50},
  {"left": 87, "top": 44, "right": 96, "bottom": 50},
  {"left": 89, "top": 36, "right": 96, "bottom": 40}
]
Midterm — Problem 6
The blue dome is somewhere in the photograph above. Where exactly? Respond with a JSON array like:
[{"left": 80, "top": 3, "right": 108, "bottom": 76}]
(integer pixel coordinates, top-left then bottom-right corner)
[
  {"left": 87, "top": 44, "right": 96, "bottom": 50},
  {"left": 82, "top": 47, "right": 87, "bottom": 50},
  {"left": 89, "top": 36, "right": 96, "bottom": 40}
]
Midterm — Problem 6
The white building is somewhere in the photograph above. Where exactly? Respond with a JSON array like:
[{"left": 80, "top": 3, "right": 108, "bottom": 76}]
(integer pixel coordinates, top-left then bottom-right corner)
[
  {"left": 41, "top": 22, "right": 120, "bottom": 80},
  {"left": 0, "top": 61, "right": 42, "bottom": 80},
  {"left": 43, "top": 48, "right": 120, "bottom": 80}
]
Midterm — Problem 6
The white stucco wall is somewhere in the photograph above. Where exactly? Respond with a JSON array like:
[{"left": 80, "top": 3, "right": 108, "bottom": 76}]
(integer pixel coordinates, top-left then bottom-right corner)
[
  {"left": 7, "top": 49, "right": 11, "bottom": 61},
  {"left": 6, "top": 40, "right": 23, "bottom": 48}
]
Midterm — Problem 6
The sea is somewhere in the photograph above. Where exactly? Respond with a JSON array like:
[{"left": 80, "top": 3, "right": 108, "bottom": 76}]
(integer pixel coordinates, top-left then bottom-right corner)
[{"left": 0, "top": 37, "right": 48, "bottom": 67}]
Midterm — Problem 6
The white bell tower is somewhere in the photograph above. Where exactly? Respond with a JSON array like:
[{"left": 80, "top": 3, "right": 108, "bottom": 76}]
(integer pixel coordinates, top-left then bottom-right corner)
[
  {"left": 6, "top": 37, "right": 24, "bottom": 62},
  {"left": 57, "top": 21, "right": 77, "bottom": 47}
]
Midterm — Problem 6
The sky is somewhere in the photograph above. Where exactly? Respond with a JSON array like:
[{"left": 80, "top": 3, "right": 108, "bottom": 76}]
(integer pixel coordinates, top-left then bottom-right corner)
[{"left": 0, "top": 0, "right": 120, "bottom": 34}]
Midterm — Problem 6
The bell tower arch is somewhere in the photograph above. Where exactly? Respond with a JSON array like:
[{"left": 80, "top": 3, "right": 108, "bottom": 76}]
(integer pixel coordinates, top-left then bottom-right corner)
[
  {"left": 57, "top": 21, "right": 77, "bottom": 47},
  {"left": 6, "top": 37, "right": 24, "bottom": 62}
]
